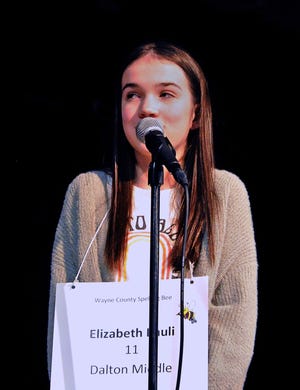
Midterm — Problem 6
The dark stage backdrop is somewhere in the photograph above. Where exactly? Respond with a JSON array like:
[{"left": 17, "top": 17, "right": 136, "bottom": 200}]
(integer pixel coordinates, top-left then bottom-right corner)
[{"left": 15, "top": 1, "right": 299, "bottom": 388}]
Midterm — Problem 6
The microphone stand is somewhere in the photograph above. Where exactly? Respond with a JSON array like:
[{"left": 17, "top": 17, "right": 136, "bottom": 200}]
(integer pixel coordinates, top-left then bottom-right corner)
[{"left": 147, "top": 158, "right": 163, "bottom": 390}]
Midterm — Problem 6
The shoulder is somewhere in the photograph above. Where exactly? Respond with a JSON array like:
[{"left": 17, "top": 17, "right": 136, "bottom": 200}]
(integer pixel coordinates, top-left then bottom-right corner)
[
  {"left": 214, "top": 168, "right": 248, "bottom": 192},
  {"left": 65, "top": 170, "right": 112, "bottom": 201},
  {"left": 214, "top": 168, "right": 251, "bottom": 206},
  {"left": 69, "top": 169, "right": 112, "bottom": 189}
]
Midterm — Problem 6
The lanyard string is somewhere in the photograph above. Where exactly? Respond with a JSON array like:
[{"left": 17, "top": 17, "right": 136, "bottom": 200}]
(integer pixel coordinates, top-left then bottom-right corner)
[{"left": 73, "top": 209, "right": 110, "bottom": 284}]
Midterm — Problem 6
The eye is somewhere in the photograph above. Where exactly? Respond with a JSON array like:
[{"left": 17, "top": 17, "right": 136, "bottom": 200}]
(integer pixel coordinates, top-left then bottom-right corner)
[
  {"left": 125, "top": 92, "right": 140, "bottom": 100},
  {"left": 160, "top": 91, "right": 175, "bottom": 99}
]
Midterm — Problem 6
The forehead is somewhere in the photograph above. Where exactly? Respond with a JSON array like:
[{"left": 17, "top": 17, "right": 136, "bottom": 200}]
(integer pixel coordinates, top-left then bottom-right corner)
[{"left": 122, "top": 53, "right": 189, "bottom": 87}]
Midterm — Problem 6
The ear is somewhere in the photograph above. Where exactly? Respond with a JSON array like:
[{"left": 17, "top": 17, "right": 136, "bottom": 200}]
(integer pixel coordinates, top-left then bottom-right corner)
[{"left": 191, "top": 104, "right": 200, "bottom": 130}]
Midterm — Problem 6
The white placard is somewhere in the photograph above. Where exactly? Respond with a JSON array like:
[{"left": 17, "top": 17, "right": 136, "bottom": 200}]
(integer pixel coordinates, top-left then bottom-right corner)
[{"left": 51, "top": 277, "right": 208, "bottom": 389}]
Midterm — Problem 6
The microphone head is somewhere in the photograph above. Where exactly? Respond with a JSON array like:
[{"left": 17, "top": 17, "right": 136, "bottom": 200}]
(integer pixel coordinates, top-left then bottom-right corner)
[{"left": 136, "top": 118, "right": 164, "bottom": 143}]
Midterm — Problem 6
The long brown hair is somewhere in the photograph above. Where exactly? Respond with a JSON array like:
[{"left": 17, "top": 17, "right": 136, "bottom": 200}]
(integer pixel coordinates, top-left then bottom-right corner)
[{"left": 105, "top": 41, "right": 217, "bottom": 272}]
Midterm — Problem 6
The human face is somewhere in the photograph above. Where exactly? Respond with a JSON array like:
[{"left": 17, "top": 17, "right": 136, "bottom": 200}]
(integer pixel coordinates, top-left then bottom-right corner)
[{"left": 121, "top": 53, "right": 198, "bottom": 167}]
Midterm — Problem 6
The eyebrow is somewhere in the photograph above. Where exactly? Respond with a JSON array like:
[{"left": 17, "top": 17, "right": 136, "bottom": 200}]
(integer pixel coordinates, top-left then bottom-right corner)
[
  {"left": 122, "top": 83, "right": 137, "bottom": 92},
  {"left": 122, "top": 82, "right": 182, "bottom": 92}
]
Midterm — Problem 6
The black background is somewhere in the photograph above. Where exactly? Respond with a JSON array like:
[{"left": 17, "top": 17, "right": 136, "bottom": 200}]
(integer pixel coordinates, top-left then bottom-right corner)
[{"left": 14, "top": 0, "right": 299, "bottom": 388}]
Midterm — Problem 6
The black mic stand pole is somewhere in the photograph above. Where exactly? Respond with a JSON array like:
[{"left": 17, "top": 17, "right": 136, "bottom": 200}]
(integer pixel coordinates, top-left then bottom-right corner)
[{"left": 148, "top": 158, "right": 163, "bottom": 390}]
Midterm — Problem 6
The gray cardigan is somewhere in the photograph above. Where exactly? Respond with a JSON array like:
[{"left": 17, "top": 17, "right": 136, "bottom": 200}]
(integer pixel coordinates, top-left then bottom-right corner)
[{"left": 47, "top": 168, "right": 258, "bottom": 389}]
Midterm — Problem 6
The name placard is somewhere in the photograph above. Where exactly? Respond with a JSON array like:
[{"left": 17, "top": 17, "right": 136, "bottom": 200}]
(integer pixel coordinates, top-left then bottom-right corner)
[{"left": 50, "top": 277, "right": 208, "bottom": 389}]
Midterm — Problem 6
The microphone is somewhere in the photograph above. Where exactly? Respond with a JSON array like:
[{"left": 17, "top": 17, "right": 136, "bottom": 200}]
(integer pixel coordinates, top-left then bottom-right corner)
[{"left": 136, "top": 117, "right": 188, "bottom": 186}]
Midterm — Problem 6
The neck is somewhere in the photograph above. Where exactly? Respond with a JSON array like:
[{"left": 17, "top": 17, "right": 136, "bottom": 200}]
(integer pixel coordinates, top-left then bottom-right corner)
[{"left": 134, "top": 165, "right": 176, "bottom": 190}]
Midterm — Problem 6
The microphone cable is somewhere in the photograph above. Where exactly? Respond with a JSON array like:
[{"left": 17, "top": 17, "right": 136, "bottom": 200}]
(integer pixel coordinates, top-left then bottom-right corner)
[{"left": 175, "top": 182, "right": 190, "bottom": 390}]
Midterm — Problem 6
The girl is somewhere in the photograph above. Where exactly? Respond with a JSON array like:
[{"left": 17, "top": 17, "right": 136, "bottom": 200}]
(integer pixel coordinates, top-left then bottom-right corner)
[{"left": 47, "top": 41, "right": 258, "bottom": 389}]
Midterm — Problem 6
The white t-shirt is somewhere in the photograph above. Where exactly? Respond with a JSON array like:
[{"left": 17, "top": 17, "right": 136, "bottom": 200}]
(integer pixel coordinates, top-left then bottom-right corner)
[{"left": 114, "top": 186, "right": 178, "bottom": 282}]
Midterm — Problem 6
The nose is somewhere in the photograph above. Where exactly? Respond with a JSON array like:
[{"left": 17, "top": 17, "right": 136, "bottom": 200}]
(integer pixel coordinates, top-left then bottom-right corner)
[{"left": 139, "top": 95, "right": 159, "bottom": 118}]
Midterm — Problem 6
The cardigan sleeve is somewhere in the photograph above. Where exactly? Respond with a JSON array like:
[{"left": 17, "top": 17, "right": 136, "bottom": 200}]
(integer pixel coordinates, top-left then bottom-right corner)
[
  {"left": 208, "top": 172, "right": 258, "bottom": 389},
  {"left": 46, "top": 171, "right": 111, "bottom": 377},
  {"left": 46, "top": 173, "right": 84, "bottom": 377}
]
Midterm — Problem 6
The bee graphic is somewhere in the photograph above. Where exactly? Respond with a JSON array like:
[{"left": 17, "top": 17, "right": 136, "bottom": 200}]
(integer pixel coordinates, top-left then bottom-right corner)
[{"left": 177, "top": 303, "right": 197, "bottom": 324}]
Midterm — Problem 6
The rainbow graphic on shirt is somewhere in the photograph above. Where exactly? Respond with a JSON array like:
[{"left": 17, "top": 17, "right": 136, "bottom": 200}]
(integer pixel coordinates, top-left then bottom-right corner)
[{"left": 115, "top": 231, "right": 173, "bottom": 282}]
